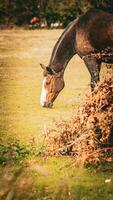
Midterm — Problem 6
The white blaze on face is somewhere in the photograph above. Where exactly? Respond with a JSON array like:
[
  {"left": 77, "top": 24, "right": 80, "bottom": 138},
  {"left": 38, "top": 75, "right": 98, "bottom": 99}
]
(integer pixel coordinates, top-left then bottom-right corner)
[{"left": 40, "top": 78, "right": 47, "bottom": 106}]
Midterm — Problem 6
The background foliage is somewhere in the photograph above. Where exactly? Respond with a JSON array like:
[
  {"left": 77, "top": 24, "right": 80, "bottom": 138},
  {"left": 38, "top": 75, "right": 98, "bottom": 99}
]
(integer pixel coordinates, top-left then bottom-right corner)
[{"left": 0, "top": 0, "right": 113, "bottom": 27}]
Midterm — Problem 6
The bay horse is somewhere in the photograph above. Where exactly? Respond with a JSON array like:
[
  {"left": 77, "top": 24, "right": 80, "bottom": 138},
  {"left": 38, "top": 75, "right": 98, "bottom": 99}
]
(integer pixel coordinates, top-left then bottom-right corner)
[{"left": 40, "top": 8, "right": 113, "bottom": 108}]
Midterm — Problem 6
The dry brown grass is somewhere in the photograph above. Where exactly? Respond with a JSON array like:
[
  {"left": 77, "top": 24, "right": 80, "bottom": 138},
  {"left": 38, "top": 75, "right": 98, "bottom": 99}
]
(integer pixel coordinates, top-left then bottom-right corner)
[{"left": 45, "top": 76, "right": 113, "bottom": 165}]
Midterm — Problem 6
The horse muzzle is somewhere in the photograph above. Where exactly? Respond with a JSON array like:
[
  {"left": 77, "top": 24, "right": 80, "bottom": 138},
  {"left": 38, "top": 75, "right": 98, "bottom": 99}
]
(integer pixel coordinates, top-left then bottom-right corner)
[{"left": 42, "top": 102, "right": 53, "bottom": 108}]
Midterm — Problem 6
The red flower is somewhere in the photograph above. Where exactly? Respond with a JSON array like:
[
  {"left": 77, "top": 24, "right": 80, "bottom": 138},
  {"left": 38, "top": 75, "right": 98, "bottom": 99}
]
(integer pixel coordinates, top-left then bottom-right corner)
[{"left": 30, "top": 17, "right": 40, "bottom": 23}]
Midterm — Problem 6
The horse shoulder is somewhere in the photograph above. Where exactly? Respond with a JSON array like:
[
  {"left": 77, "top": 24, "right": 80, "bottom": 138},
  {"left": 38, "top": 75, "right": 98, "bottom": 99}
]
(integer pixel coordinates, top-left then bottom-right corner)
[{"left": 75, "top": 9, "right": 113, "bottom": 55}]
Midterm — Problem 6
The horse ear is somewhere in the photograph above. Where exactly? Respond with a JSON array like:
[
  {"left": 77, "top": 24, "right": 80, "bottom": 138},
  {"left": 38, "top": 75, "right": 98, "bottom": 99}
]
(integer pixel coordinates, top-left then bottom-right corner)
[
  {"left": 40, "top": 64, "right": 57, "bottom": 75},
  {"left": 40, "top": 63, "right": 47, "bottom": 71}
]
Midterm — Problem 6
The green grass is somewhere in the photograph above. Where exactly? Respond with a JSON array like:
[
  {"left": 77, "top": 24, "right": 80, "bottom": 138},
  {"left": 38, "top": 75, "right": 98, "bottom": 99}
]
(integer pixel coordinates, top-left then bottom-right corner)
[
  {"left": 0, "top": 157, "right": 113, "bottom": 200},
  {"left": 0, "top": 29, "right": 113, "bottom": 199}
]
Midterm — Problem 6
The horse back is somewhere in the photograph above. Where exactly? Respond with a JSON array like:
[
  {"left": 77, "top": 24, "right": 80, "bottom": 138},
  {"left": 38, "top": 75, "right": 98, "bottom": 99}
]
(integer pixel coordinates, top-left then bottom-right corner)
[{"left": 76, "top": 8, "right": 113, "bottom": 55}]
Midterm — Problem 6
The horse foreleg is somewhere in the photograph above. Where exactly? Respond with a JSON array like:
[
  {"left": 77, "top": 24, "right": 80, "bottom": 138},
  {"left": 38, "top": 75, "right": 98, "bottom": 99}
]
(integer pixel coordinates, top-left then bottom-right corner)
[{"left": 83, "top": 56, "right": 101, "bottom": 91}]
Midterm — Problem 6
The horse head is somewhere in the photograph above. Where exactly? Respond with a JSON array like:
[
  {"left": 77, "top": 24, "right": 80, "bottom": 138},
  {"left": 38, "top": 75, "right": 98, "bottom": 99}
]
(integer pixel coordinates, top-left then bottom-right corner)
[{"left": 40, "top": 64, "right": 65, "bottom": 108}]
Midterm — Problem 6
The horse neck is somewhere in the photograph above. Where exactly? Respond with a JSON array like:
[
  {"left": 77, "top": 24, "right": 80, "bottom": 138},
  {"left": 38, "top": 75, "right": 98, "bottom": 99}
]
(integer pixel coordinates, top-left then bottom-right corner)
[{"left": 49, "top": 20, "right": 77, "bottom": 73}]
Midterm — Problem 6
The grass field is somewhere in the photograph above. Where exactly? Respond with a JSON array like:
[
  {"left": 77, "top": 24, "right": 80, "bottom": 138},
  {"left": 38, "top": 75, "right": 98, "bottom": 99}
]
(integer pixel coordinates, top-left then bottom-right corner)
[
  {"left": 0, "top": 29, "right": 92, "bottom": 144},
  {"left": 0, "top": 29, "right": 113, "bottom": 200}
]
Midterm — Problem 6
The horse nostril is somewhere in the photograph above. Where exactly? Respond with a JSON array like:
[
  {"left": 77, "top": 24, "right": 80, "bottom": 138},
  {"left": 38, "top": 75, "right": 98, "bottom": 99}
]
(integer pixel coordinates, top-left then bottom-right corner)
[
  {"left": 42, "top": 102, "right": 53, "bottom": 108},
  {"left": 48, "top": 102, "right": 53, "bottom": 108}
]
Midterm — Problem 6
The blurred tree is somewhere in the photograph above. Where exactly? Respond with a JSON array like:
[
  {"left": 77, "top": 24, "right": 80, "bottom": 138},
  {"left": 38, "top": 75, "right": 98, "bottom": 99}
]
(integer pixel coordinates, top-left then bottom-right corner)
[
  {"left": 89, "top": 0, "right": 113, "bottom": 13},
  {"left": 38, "top": 0, "right": 49, "bottom": 17},
  {"left": 45, "top": 0, "right": 61, "bottom": 27},
  {"left": 0, "top": 0, "right": 15, "bottom": 25},
  {"left": 0, "top": 0, "right": 113, "bottom": 27},
  {"left": 14, "top": 0, "right": 38, "bottom": 26}
]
